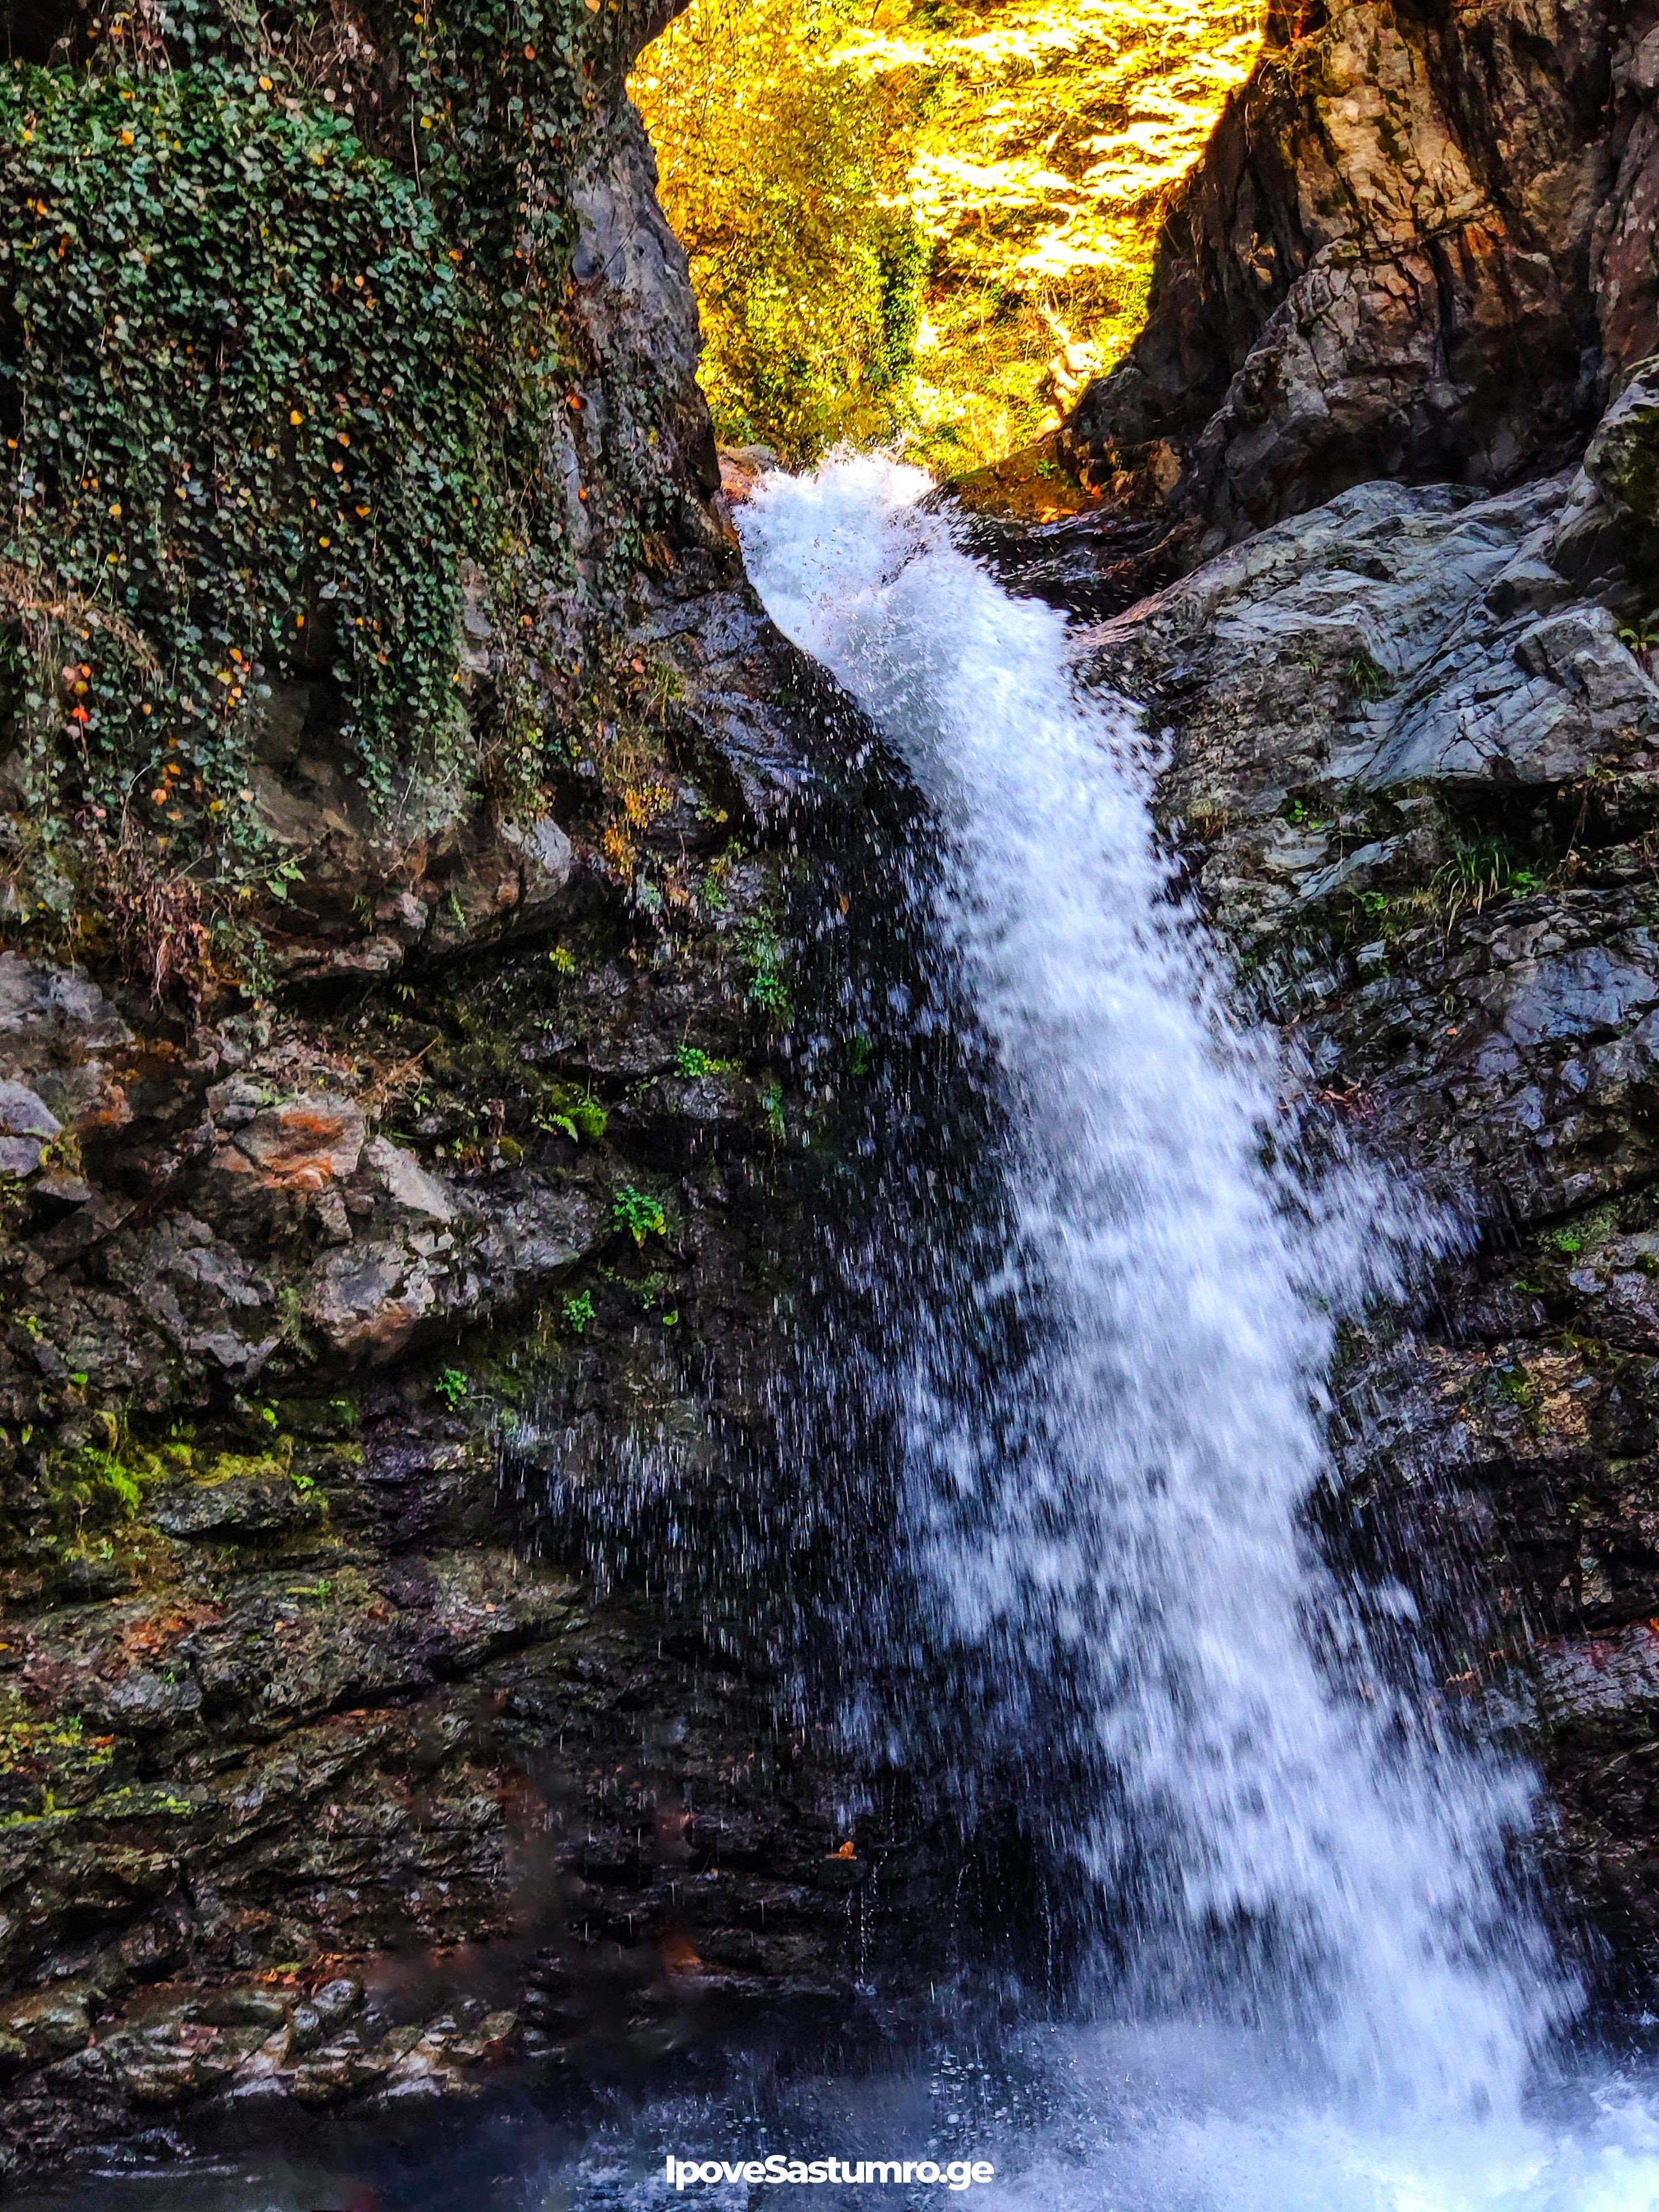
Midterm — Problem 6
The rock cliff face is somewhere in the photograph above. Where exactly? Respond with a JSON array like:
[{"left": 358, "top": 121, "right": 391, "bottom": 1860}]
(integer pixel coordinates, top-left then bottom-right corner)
[
  {"left": 1062, "top": 0, "right": 1659, "bottom": 558},
  {"left": 0, "top": 0, "right": 978, "bottom": 2175},
  {"left": 0, "top": 817, "right": 986, "bottom": 2169}
]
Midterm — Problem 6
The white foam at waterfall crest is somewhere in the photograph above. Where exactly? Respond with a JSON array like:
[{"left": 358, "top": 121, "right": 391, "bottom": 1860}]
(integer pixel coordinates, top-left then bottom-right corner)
[{"left": 737, "top": 454, "right": 1562, "bottom": 2123}]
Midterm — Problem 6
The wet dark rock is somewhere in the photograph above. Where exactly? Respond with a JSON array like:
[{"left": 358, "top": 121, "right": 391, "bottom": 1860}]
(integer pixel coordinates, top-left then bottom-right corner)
[
  {"left": 0, "top": 1993, "right": 89, "bottom": 2066},
  {"left": 115, "top": 1216, "right": 282, "bottom": 1384},
  {"left": 147, "top": 1475, "right": 321, "bottom": 1541}
]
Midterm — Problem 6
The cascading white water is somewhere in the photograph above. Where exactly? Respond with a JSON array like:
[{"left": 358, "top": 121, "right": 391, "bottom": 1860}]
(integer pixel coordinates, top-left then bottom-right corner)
[{"left": 737, "top": 455, "right": 1559, "bottom": 2124}]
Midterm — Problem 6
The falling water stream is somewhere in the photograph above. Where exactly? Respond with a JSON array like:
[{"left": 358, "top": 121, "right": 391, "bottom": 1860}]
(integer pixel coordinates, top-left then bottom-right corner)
[
  {"left": 26, "top": 461, "right": 1659, "bottom": 2212},
  {"left": 741, "top": 453, "right": 1543, "bottom": 2108},
  {"left": 719, "top": 457, "right": 1659, "bottom": 2210}
]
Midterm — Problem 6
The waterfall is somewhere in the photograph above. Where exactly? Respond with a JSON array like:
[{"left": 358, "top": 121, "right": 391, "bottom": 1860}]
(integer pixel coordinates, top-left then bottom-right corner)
[{"left": 737, "top": 454, "right": 1562, "bottom": 2122}]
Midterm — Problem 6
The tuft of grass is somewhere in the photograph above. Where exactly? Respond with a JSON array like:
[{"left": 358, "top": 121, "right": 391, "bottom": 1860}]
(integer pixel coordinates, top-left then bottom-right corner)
[
  {"left": 1343, "top": 649, "right": 1392, "bottom": 702},
  {"left": 1432, "top": 835, "right": 1545, "bottom": 926}
]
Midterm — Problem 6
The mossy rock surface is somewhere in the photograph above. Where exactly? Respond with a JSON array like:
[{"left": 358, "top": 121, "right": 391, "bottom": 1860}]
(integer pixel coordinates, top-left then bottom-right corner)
[{"left": 1587, "top": 359, "right": 1659, "bottom": 524}]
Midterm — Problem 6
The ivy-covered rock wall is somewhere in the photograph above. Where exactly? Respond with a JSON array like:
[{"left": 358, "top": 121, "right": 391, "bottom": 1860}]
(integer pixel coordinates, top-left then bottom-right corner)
[{"left": 0, "top": 0, "right": 729, "bottom": 997}]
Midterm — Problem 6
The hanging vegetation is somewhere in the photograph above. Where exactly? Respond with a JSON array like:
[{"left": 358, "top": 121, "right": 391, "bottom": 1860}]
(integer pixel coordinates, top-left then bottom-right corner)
[
  {"left": 0, "top": 0, "right": 680, "bottom": 963},
  {"left": 1, "top": 66, "right": 492, "bottom": 847}
]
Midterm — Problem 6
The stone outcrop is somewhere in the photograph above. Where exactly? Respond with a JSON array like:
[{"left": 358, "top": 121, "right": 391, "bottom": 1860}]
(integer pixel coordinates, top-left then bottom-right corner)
[
  {"left": 0, "top": 1540, "right": 930, "bottom": 2157},
  {"left": 1061, "top": 0, "right": 1659, "bottom": 557}
]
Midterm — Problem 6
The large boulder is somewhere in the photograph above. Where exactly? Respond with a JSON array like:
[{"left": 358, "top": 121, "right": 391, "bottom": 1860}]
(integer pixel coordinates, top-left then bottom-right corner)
[{"left": 1062, "top": 0, "right": 1659, "bottom": 551}]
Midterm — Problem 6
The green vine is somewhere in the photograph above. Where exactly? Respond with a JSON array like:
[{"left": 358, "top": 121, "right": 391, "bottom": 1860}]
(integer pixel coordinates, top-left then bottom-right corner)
[
  {"left": 0, "top": 0, "right": 660, "bottom": 924},
  {"left": 1, "top": 63, "right": 503, "bottom": 839}
]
